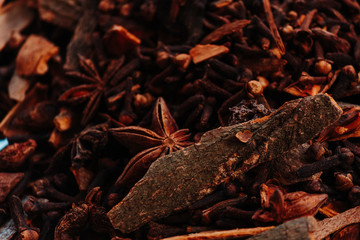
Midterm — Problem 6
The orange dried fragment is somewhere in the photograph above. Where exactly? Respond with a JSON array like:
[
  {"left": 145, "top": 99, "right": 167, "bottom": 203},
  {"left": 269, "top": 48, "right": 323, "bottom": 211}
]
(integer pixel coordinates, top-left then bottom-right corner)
[
  {"left": 103, "top": 25, "right": 141, "bottom": 56},
  {"left": 16, "top": 34, "right": 59, "bottom": 76},
  {"left": 236, "top": 130, "right": 253, "bottom": 143},
  {"left": 0, "top": 172, "right": 24, "bottom": 202},
  {"left": 189, "top": 44, "right": 229, "bottom": 64}
]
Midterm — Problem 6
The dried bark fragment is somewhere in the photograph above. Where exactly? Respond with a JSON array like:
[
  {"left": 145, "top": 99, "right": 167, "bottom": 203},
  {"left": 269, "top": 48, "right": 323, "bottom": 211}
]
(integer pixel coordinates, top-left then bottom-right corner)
[
  {"left": 161, "top": 226, "right": 274, "bottom": 240},
  {"left": 0, "top": 172, "right": 24, "bottom": 202},
  {"left": 314, "top": 206, "right": 360, "bottom": 239},
  {"left": 38, "top": 0, "right": 83, "bottom": 31},
  {"left": 16, "top": 35, "right": 59, "bottom": 76},
  {"left": 271, "top": 143, "right": 320, "bottom": 185},
  {"left": 107, "top": 94, "right": 342, "bottom": 233},
  {"left": 247, "top": 216, "right": 317, "bottom": 240},
  {"left": 201, "top": 19, "right": 251, "bottom": 44},
  {"left": 0, "top": 1, "right": 34, "bottom": 51},
  {"left": 189, "top": 44, "right": 229, "bottom": 64}
]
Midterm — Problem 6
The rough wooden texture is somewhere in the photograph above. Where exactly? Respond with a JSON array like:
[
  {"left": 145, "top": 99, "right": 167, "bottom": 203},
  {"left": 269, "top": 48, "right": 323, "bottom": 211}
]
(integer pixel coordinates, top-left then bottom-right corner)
[
  {"left": 162, "top": 226, "right": 274, "bottom": 240},
  {"left": 314, "top": 206, "right": 360, "bottom": 240},
  {"left": 247, "top": 216, "right": 317, "bottom": 240},
  {"left": 107, "top": 94, "right": 342, "bottom": 233}
]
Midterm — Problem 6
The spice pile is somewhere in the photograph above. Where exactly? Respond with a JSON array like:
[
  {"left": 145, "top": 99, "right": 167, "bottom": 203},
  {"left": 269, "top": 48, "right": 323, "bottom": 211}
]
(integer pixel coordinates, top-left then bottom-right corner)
[{"left": 0, "top": 0, "right": 360, "bottom": 239}]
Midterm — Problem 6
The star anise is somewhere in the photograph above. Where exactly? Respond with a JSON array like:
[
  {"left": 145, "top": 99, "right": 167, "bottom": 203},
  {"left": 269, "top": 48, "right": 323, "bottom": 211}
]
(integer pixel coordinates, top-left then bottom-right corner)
[
  {"left": 59, "top": 55, "right": 126, "bottom": 125},
  {"left": 110, "top": 97, "right": 193, "bottom": 187}
]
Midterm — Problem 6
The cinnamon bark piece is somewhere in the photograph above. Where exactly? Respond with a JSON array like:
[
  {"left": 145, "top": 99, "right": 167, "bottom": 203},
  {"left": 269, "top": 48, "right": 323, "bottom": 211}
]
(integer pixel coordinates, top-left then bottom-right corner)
[
  {"left": 107, "top": 94, "right": 342, "bottom": 233},
  {"left": 248, "top": 216, "right": 317, "bottom": 240}
]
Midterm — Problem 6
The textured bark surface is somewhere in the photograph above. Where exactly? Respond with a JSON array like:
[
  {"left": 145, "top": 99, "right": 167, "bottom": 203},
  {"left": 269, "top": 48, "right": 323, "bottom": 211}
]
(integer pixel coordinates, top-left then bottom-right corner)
[
  {"left": 108, "top": 94, "right": 342, "bottom": 233},
  {"left": 247, "top": 216, "right": 317, "bottom": 240}
]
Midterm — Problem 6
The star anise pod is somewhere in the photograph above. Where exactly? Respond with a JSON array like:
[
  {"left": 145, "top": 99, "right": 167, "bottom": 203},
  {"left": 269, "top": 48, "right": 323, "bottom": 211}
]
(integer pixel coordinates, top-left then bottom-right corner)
[
  {"left": 59, "top": 55, "right": 126, "bottom": 125},
  {"left": 110, "top": 97, "right": 193, "bottom": 187}
]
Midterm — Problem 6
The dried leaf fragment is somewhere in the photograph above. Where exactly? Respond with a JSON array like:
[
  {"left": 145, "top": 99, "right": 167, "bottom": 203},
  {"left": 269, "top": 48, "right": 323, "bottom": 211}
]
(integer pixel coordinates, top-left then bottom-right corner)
[
  {"left": 0, "top": 1, "right": 34, "bottom": 51},
  {"left": 236, "top": 130, "right": 253, "bottom": 143},
  {"left": 190, "top": 44, "right": 229, "bottom": 64},
  {"left": 0, "top": 172, "right": 24, "bottom": 202},
  {"left": 16, "top": 35, "right": 59, "bottom": 76}
]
